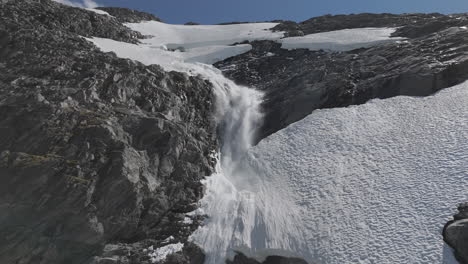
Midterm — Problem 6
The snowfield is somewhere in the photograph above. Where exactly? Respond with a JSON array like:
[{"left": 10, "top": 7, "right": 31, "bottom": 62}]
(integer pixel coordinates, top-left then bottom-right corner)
[
  {"left": 280, "top": 27, "right": 404, "bottom": 51},
  {"left": 87, "top": 20, "right": 466, "bottom": 264},
  {"left": 89, "top": 22, "right": 403, "bottom": 71},
  {"left": 89, "top": 21, "right": 282, "bottom": 71},
  {"left": 230, "top": 82, "right": 466, "bottom": 264}
]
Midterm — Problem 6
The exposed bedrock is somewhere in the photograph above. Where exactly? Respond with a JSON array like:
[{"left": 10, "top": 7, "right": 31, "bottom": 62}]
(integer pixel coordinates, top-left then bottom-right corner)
[
  {"left": 444, "top": 203, "right": 468, "bottom": 264},
  {"left": 0, "top": 0, "right": 217, "bottom": 263},
  {"left": 215, "top": 26, "right": 468, "bottom": 141},
  {"left": 272, "top": 13, "right": 468, "bottom": 38},
  {"left": 226, "top": 253, "right": 309, "bottom": 264}
]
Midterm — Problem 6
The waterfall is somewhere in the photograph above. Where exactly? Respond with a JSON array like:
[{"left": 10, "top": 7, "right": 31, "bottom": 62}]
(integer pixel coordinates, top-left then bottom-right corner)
[{"left": 189, "top": 65, "right": 304, "bottom": 264}]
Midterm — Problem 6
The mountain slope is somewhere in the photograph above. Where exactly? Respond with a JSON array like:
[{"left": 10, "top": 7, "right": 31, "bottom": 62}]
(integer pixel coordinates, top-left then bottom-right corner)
[{"left": 0, "top": 1, "right": 467, "bottom": 264}]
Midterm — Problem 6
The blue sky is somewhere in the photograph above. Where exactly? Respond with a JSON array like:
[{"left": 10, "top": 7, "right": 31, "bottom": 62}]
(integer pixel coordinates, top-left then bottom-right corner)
[{"left": 89, "top": 0, "right": 468, "bottom": 24}]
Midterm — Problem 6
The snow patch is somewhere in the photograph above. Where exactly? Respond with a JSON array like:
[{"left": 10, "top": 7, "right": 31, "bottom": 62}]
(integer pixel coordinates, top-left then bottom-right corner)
[
  {"left": 89, "top": 21, "right": 282, "bottom": 69},
  {"left": 148, "top": 243, "right": 184, "bottom": 263},
  {"left": 232, "top": 82, "right": 467, "bottom": 263},
  {"left": 280, "top": 27, "right": 404, "bottom": 51},
  {"left": 85, "top": 8, "right": 111, "bottom": 16}
]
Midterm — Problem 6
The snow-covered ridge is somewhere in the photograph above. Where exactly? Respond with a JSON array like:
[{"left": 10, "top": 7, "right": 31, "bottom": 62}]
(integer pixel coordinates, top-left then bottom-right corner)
[{"left": 238, "top": 82, "right": 468, "bottom": 264}]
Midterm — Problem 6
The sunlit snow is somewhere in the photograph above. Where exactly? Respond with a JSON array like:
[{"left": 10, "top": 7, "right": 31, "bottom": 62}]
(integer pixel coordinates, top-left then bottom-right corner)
[
  {"left": 230, "top": 82, "right": 467, "bottom": 264},
  {"left": 280, "top": 27, "right": 404, "bottom": 51}
]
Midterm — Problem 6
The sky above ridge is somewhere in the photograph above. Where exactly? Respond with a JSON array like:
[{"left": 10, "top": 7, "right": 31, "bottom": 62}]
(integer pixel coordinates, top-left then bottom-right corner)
[{"left": 64, "top": 0, "right": 468, "bottom": 24}]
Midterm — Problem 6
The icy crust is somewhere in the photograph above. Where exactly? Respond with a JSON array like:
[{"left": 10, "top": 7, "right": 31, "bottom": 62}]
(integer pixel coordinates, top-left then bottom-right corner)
[
  {"left": 233, "top": 82, "right": 468, "bottom": 264},
  {"left": 280, "top": 27, "right": 404, "bottom": 51}
]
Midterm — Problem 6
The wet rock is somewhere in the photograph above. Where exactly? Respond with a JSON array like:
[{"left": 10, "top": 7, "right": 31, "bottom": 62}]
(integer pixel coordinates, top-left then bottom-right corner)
[{"left": 444, "top": 203, "right": 468, "bottom": 264}]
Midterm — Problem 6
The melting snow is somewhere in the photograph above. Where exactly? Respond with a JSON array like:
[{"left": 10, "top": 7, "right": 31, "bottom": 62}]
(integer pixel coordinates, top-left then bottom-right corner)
[{"left": 280, "top": 27, "right": 404, "bottom": 51}]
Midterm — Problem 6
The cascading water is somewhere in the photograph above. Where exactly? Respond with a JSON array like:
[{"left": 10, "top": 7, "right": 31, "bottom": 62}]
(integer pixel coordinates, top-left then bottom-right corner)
[
  {"left": 88, "top": 29, "right": 305, "bottom": 263},
  {"left": 189, "top": 65, "right": 305, "bottom": 264}
]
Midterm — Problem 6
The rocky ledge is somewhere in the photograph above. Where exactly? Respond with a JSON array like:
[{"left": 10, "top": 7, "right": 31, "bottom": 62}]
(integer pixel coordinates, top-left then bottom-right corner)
[
  {"left": 0, "top": 0, "right": 217, "bottom": 263},
  {"left": 444, "top": 203, "right": 468, "bottom": 264}
]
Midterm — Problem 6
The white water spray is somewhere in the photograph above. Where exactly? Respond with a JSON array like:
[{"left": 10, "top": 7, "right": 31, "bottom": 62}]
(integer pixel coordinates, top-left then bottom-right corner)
[
  {"left": 188, "top": 65, "right": 306, "bottom": 264},
  {"left": 88, "top": 27, "right": 305, "bottom": 263}
]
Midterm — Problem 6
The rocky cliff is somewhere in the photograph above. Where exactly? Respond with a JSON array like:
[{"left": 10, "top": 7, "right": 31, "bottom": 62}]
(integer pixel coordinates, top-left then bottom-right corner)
[
  {"left": 0, "top": 0, "right": 466, "bottom": 263},
  {"left": 0, "top": 0, "right": 217, "bottom": 263}
]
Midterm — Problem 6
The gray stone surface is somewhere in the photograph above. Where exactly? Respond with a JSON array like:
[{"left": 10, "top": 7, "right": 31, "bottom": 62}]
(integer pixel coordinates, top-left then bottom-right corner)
[
  {"left": 0, "top": 0, "right": 216, "bottom": 263},
  {"left": 444, "top": 203, "right": 468, "bottom": 264}
]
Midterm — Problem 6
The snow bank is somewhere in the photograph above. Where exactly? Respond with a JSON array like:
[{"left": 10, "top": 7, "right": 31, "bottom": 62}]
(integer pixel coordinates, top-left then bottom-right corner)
[
  {"left": 89, "top": 21, "right": 282, "bottom": 70},
  {"left": 147, "top": 243, "right": 184, "bottom": 263},
  {"left": 280, "top": 27, "right": 404, "bottom": 51},
  {"left": 227, "top": 82, "right": 467, "bottom": 264}
]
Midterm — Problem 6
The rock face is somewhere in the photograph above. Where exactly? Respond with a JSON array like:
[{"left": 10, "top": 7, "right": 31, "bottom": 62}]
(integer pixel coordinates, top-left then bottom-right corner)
[
  {"left": 444, "top": 203, "right": 468, "bottom": 264},
  {"left": 215, "top": 15, "right": 468, "bottom": 140},
  {"left": 226, "top": 253, "right": 309, "bottom": 264},
  {"left": 272, "top": 13, "right": 468, "bottom": 38},
  {"left": 0, "top": 0, "right": 216, "bottom": 263},
  {"left": 97, "top": 7, "right": 162, "bottom": 23}
]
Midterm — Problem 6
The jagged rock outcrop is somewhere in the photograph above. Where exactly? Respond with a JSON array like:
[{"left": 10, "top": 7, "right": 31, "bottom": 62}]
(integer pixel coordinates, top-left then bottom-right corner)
[
  {"left": 226, "top": 253, "right": 308, "bottom": 264},
  {"left": 97, "top": 7, "right": 162, "bottom": 23},
  {"left": 215, "top": 16, "right": 468, "bottom": 140},
  {"left": 0, "top": 0, "right": 217, "bottom": 263},
  {"left": 0, "top": 0, "right": 144, "bottom": 43},
  {"left": 444, "top": 203, "right": 468, "bottom": 264}
]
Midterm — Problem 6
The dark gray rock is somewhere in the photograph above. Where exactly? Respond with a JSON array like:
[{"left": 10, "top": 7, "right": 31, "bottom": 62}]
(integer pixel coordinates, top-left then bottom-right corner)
[
  {"left": 97, "top": 7, "right": 162, "bottom": 23},
  {"left": 0, "top": 0, "right": 144, "bottom": 43},
  {"left": 184, "top": 22, "right": 200, "bottom": 26},
  {"left": 216, "top": 24, "right": 468, "bottom": 141},
  {"left": 227, "top": 253, "right": 309, "bottom": 264},
  {"left": 444, "top": 203, "right": 468, "bottom": 264},
  {"left": 272, "top": 13, "right": 468, "bottom": 38},
  {"left": 0, "top": 0, "right": 217, "bottom": 263}
]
